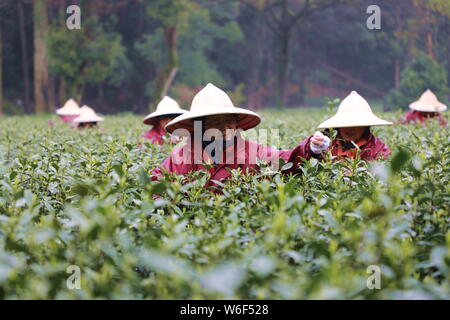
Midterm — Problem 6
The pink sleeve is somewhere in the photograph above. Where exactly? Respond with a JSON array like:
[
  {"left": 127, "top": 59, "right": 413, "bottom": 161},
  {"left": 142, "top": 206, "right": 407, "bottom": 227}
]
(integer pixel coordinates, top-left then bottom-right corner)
[
  {"left": 438, "top": 114, "right": 448, "bottom": 127},
  {"left": 379, "top": 143, "right": 391, "bottom": 159},
  {"left": 253, "top": 136, "right": 316, "bottom": 173},
  {"left": 150, "top": 156, "right": 172, "bottom": 181},
  {"left": 255, "top": 143, "right": 293, "bottom": 163},
  {"left": 368, "top": 139, "right": 391, "bottom": 160},
  {"left": 150, "top": 145, "right": 194, "bottom": 181},
  {"left": 400, "top": 112, "right": 409, "bottom": 124}
]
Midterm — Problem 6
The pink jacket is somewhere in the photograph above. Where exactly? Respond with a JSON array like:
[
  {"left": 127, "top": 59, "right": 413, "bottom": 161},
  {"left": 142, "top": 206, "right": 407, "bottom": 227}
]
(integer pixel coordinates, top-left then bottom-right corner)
[
  {"left": 142, "top": 127, "right": 166, "bottom": 145},
  {"left": 60, "top": 115, "right": 78, "bottom": 124},
  {"left": 401, "top": 110, "right": 447, "bottom": 127},
  {"left": 151, "top": 135, "right": 305, "bottom": 190}
]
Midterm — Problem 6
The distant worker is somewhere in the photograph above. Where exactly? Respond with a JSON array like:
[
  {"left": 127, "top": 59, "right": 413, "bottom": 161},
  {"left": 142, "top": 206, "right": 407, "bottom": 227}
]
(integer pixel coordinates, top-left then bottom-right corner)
[
  {"left": 401, "top": 89, "right": 447, "bottom": 127},
  {"left": 142, "top": 96, "right": 187, "bottom": 145},
  {"left": 73, "top": 105, "right": 104, "bottom": 128},
  {"left": 55, "top": 98, "right": 81, "bottom": 125},
  {"left": 287, "top": 91, "right": 392, "bottom": 172}
]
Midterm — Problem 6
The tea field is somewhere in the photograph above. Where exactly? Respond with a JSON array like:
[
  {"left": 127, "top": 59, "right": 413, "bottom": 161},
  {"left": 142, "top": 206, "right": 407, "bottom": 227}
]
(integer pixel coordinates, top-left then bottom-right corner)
[{"left": 0, "top": 108, "right": 449, "bottom": 299}]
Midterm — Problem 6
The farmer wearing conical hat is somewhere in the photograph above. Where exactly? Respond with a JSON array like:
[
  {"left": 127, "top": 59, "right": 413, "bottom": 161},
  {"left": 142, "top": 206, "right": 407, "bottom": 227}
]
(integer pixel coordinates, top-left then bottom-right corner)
[
  {"left": 55, "top": 98, "right": 81, "bottom": 124},
  {"left": 151, "top": 83, "right": 311, "bottom": 190},
  {"left": 287, "top": 91, "right": 392, "bottom": 169},
  {"left": 141, "top": 96, "right": 187, "bottom": 145},
  {"left": 401, "top": 89, "right": 447, "bottom": 127},
  {"left": 73, "top": 105, "right": 104, "bottom": 128}
]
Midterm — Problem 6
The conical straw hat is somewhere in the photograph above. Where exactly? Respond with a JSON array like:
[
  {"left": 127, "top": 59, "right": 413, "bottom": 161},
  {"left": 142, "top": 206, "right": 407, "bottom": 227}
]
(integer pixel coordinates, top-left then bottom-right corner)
[
  {"left": 56, "top": 98, "right": 81, "bottom": 116},
  {"left": 409, "top": 89, "right": 447, "bottom": 112},
  {"left": 317, "top": 91, "right": 392, "bottom": 129},
  {"left": 165, "top": 83, "right": 261, "bottom": 134},
  {"left": 73, "top": 105, "right": 104, "bottom": 123},
  {"left": 143, "top": 96, "right": 187, "bottom": 126}
]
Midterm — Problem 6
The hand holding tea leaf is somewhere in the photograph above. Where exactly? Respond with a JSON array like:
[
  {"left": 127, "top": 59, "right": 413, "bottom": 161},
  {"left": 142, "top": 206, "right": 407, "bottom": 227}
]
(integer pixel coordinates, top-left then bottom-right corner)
[{"left": 310, "top": 131, "right": 330, "bottom": 154}]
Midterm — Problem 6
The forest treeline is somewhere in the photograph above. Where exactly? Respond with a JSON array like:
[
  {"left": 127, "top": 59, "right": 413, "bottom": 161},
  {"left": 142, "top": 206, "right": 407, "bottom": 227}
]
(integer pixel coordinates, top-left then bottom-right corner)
[{"left": 0, "top": 0, "right": 449, "bottom": 115}]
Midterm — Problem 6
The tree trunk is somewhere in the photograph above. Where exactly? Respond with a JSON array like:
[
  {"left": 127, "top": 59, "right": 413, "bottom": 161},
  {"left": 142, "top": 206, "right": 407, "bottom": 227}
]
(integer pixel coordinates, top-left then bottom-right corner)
[
  {"left": 246, "top": 10, "right": 264, "bottom": 109},
  {"left": 33, "top": 0, "right": 49, "bottom": 113},
  {"left": 151, "top": 26, "right": 179, "bottom": 111},
  {"left": 58, "top": 77, "right": 66, "bottom": 106},
  {"left": 426, "top": 31, "right": 434, "bottom": 59},
  {"left": 276, "top": 31, "right": 290, "bottom": 107},
  {"left": 48, "top": 75, "right": 56, "bottom": 112},
  {"left": 18, "top": 0, "right": 32, "bottom": 113},
  {"left": 394, "top": 58, "right": 400, "bottom": 89}
]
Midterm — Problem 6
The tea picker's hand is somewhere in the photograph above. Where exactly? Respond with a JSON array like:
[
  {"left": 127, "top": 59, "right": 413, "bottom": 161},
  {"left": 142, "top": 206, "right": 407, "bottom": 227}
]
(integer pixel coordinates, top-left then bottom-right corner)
[{"left": 310, "top": 131, "right": 330, "bottom": 154}]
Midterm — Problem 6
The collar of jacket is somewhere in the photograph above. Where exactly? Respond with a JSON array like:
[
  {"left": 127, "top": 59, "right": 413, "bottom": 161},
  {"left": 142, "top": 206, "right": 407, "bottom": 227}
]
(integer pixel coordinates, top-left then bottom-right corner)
[{"left": 335, "top": 130, "right": 372, "bottom": 151}]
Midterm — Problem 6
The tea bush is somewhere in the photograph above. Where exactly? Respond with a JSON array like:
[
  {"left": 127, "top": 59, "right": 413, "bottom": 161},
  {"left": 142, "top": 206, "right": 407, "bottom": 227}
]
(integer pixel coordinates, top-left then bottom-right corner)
[{"left": 0, "top": 109, "right": 449, "bottom": 299}]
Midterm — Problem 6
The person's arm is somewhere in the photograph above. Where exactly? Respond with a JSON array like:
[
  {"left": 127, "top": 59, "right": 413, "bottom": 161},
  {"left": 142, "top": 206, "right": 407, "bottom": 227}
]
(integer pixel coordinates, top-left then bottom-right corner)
[
  {"left": 253, "top": 131, "right": 330, "bottom": 175},
  {"left": 283, "top": 132, "right": 331, "bottom": 174},
  {"left": 364, "top": 138, "right": 391, "bottom": 160},
  {"left": 438, "top": 113, "right": 448, "bottom": 127},
  {"left": 150, "top": 156, "right": 172, "bottom": 181},
  {"left": 400, "top": 111, "right": 410, "bottom": 124},
  {"left": 377, "top": 142, "right": 392, "bottom": 159}
]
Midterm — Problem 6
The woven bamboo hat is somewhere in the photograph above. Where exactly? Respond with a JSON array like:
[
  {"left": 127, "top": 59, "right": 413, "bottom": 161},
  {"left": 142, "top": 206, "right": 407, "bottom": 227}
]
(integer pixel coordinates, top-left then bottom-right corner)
[
  {"left": 73, "top": 105, "right": 104, "bottom": 123},
  {"left": 165, "top": 83, "right": 261, "bottom": 134},
  {"left": 409, "top": 89, "right": 447, "bottom": 112},
  {"left": 317, "top": 91, "right": 392, "bottom": 129},
  {"left": 143, "top": 96, "right": 187, "bottom": 126},
  {"left": 56, "top": 99, "right": 81, "bottom": 116}
]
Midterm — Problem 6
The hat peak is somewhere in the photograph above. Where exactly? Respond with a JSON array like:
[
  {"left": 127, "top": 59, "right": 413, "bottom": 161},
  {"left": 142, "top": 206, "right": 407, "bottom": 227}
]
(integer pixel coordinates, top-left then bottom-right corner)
[{"left": 190, "top": 83, "right": 234, "bottom": 112}]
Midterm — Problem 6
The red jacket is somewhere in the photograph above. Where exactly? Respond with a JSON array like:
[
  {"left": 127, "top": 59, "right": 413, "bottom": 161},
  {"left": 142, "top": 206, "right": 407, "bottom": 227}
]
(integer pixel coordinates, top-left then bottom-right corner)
[
  {"left": 285, "top": 133, "right": 391, "bottom": 174},
  {"left": 401, "top": 110, "right": 447, "bottom": 127},
  {"left": 60, "top": 115, "right": 78, "bottom": 124},
  {"left": 142, "top": 127, "right": 165, "bottom": 145},
  {"left": 151, "top": 135, "right": 304, "bottom": 189}
]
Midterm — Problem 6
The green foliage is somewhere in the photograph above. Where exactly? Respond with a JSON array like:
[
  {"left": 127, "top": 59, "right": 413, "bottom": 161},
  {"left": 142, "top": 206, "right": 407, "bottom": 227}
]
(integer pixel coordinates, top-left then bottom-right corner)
[
  {"left": 47, "top": 16, "right": 126, "bottom": 100},
  {"left": 228, "top": 83, "right": 247, "bottom": 106},
  {"left": 145, "top": 0, "right": 197, "bottom": 29},
  {"left": 0, "top": 109, "right": 449, "bottom": 299},
  {"left": 175, "top": 10, "right": 243, "bottom": 87},
  {"left": 387, "top": 53, "right": 449, "bottom": 109},
  {"left": 135, "top": 5, "right": 244, "bottom": 95}
]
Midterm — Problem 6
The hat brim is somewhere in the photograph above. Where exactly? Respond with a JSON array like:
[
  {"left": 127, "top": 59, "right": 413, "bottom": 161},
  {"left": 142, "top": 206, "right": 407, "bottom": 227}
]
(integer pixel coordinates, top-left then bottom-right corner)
[
  {"left": 143, "top": 110, "right": 187, "bottom": 126},
  {"left": 56, "top": 108, "right": 80, "bottom": 116},
  {"left": 165, "top": 107, "right": 261, "bottom": 134},
  {"left": 409, "top": 103, "right": 447, "bottom": 112},
  {"left": 73, "top": 116, "right": 104, "bottom": 123},
  {"left": 317, "top": 114, "right": 392, "bottom": 129}
]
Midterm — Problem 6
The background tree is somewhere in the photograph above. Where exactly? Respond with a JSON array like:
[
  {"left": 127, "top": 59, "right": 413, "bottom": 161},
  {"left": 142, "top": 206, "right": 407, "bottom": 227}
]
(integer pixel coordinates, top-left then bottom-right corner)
[
  {"left": 33, "top": 0, "right": 50, "bottom": 113},
  {"left": 0, "top": 0, "right": 448, "bottom": 114},
  {"left": 18, "top": 0, "right": 32, "bottom": 113},
  {"left": 47, "top": 16, "right": 125, "bottom": 106},
  {"left": 0, "top": 15, "right": 3, "bottom": 116},
  {"left": 387, "top": 53, "right": 448, "bottom": 108},
  {"left": 143, "top": 0, "right": 197, "bottom": 110},
  {"left": 248, "top": 0, "right": 348, "bottom": 106}
]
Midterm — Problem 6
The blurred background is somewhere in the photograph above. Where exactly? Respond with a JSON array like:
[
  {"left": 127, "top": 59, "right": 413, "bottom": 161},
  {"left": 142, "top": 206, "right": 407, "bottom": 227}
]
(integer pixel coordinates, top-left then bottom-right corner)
[{"left": 0, "top": 0, "right": 448, "bottom": 115}]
